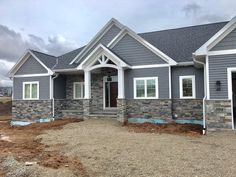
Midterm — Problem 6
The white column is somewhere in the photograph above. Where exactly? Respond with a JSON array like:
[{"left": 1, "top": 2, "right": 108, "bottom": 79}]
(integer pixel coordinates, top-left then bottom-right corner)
[
  {"left": 118, "top": 68, "right": 125, "bottom": 99},
  {"left": 84, "top": 70, "right": 91, "bottom": 99}
]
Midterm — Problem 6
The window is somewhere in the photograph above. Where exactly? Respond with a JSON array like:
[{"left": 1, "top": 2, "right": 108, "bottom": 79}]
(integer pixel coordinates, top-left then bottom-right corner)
[
  {"left": 179, "top": 75, "right": 196, "bottom": 99},
  {"left": 23, "top": 82, "right": 39, "bottom": 100},
  {"left": 73, "top": 82, "right": 84, "bottom": 99},
  {"left": 134, "top": 77, "right": 158, "bottom": 99}
]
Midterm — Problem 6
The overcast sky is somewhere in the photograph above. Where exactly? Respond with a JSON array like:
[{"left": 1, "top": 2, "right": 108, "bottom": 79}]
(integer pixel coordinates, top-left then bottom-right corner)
[{"left": 0, "top": 0, "right": 235, "bottom": 86}]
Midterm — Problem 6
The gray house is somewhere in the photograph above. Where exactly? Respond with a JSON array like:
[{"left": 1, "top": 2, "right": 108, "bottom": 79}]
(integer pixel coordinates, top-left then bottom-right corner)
[{"left": 8, "top": 17, "right": 236, "bottom": 131}]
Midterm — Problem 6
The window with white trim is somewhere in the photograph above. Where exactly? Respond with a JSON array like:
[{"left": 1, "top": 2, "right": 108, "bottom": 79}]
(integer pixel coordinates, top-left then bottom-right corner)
[
  {"left": 73, "top": 82, "right": 84, "bottom": 99},
  {"left": 23, "top": 82, "right": 39, "bottom": 100},
  {"left": 134, "top": 77, "right": 158, "bottom": 99},
  {"left": 179, "top": 75, "right": 196, "bottom": 99}
]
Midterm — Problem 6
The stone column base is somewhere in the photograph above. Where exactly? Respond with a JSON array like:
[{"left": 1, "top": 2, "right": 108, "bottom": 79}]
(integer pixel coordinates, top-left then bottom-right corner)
[
  {"left": 83, "top": 99, "right": 91, "bottom": 119},
  {"left": 117, "top": 99, "right": 127, "bottom": 124}
]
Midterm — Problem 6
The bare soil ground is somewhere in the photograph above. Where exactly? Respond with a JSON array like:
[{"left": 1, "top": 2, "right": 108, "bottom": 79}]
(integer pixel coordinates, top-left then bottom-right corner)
[
  {"left": 126, "top": 122, "right": 203, "bottom": 136},
  {"left": 0, "top": 119, "right": 88, "bottom": 177},
  {"left": 40, "top": 119, "right": 236, "bottom": 177}
]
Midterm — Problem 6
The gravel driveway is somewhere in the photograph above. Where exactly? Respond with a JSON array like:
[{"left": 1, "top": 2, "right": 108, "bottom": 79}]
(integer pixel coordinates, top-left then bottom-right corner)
[{"left": 40, "top": 119, "right": 236, "bottom": 177}]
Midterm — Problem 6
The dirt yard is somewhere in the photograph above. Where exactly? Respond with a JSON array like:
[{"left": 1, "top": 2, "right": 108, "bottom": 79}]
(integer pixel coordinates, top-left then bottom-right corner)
[{"left": 1, "top": 119, "right": 236, "bottom": 177}]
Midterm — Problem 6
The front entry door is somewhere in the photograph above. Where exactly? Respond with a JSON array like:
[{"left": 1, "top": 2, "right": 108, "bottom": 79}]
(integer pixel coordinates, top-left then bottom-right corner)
[{"left": 104, "top": 76, "right": 118, "bottom": 109}]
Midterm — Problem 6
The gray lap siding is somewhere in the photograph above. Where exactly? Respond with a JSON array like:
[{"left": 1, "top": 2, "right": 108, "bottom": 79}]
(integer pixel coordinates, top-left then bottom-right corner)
[
  {"left": 13, "top": 76, "right": 51, "bottom": 100},
  {"left": 171, "top": 66, "right": 204, "bottom": 99},
  {"left": 124, "top": 67, "right": 169, "bottom": 99},
  {"left": 208, "top": 54, "right": 236, "bottom": 99}
]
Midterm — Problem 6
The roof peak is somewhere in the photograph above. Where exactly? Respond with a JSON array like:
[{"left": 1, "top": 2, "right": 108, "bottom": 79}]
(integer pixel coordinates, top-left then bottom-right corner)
[{"left": 138, "top": 21, "right": 229, "bottom": 35}]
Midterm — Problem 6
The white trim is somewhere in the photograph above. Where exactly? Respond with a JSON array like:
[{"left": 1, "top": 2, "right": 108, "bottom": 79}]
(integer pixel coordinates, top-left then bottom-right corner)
[
  {"left": 179, "top": 75, "right": 196, "bottom": 99},
  {"left": 8, "top": 50, "right": 54, "bottom": 77},
  {"left": 13, "top": 73, "right": 52, "bottom": 78},
  {"left": 73, "top": 82, "right": 84, "bottom": 99},
  {"left": 78, "top": 44, "right": 130, "bottom": 70},
  {"left": 227, "top": 67, "right": 236, "bottom": 130},
  {"left": 133, "top": 77, "right": 159, "bottom": 99},
  {"left": 22, "top": 81, "right": 39, "bottom": 100},
  {"left": 206, "top": 55, "right": 210, "bottom": 99},
  {"left": 208, "top": 49, "right": 236, "bottom": 56},
  {"left": 195, "top": 16, "right": 236, "bottom": 55},
  {"left": 50, "top": 76, "right": 52, "bottom": 99},
  {"left": 70, "top": 18, "right": 124, "bottom": 65},
  {"left": 168, "top": 66, "right": 172, "bottom": 99},
  {"left": 131, "top": 64, "right": 169, "bottom": 69},
  {"left": 84, "top": 70, "right": 91, "bottom": 99},
  {"left": 108, "top": 28, "right": 177, "bottom": 66}
]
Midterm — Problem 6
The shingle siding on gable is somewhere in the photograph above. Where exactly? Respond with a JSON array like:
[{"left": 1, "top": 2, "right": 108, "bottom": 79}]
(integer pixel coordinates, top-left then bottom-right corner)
[
  {"left": 111, "top": 34, "right": 167, "bottom": 66},
  {"left": 171, "top": 66, "right": 204, "bottom": 99},
  {"left": 79, "top": 25, "right": 121, "bottom": 64},
  {"left": 13, "top": 76, "right": 50, "bottom": 100},
  {"left": 124, "top": 67, "right": 169, "bottom": 99},
  {"left": 211, "top": 28, "right": 236, "bottom": 51},
  {"left": 15, "top": 56, "right": 48, "bottom": 75},
  {"left": 209, "top": 54, "right": 236, "bottom": 99}
]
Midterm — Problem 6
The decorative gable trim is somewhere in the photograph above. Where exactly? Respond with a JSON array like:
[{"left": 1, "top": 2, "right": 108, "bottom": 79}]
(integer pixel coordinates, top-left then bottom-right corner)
[
  {"left": 77, "top": 44, "right": 131, "bottom": 70},
  {"left": 107, "top": 26, "right": 177, "bottom": 66},
  {"left": 195, "top": 16, "right": 236, "bottom": 56},
  {"left": 69, "top": 18, "right": 124, "bottom": 65},
  {"left": 8, "top": 50, "right": 54, "bottom": 77}
]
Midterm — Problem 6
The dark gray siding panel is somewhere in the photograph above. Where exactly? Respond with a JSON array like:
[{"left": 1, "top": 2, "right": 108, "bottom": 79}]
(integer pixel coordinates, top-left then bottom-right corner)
[
  {"left": 54, "top": 75, "right": 66, "bottom": 99},
  {"left": 211, "top": 28, "right": 236, "bottom": 51},
  {"left": 112, "top": 34, "right": 167, "bottom": 66},
  {"left": 124, "top": 67, "right": 169, "bottom": 99},
  {"left": 13, "top": 76, "right": 50, "bottom": 100},
  {"left": 15, "top": 56, "right": 48, "bottom": 75},
  {"left": 209, "top": 54, "right": 236, "bottom": 99},
  {"left": 171, "top": 66, "right": 204, "bottom": 99},
  {"left": 79, "top": 25, "right": 121, "bottom": 63}
]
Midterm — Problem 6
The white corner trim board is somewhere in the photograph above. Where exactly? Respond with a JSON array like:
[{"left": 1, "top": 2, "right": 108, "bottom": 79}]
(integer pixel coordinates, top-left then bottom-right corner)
[{"left": 179, "top": 75, "right": 196, "bottom": 99}]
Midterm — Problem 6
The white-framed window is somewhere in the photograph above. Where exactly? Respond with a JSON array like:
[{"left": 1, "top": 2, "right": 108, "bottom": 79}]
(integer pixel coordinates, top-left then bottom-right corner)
[
  {"left": 134, "top": 77, "right": 158, "bottom": 99},
  {"left": 73, "top": 82, "right": 84, "bottom": 99},
  {"left": 23, "top": 81, "right": 39, "bottom": 100},
  {"left": 179, "top": 75, "right": 196, "bottom": 99}
]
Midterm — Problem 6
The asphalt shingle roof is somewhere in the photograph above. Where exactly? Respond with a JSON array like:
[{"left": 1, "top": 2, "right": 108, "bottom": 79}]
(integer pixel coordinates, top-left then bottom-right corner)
[
  {"left": 138, "top": 21, "right": 228, "bottom": 62},
  {"left": 30, "top": 21, "right": 228, "bottom": 69}
]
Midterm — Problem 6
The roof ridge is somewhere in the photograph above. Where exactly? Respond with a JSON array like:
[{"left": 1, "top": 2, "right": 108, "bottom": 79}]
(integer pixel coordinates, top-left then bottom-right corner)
[{"left": 138, "top": 21, "right": 229, "bottom": 35}]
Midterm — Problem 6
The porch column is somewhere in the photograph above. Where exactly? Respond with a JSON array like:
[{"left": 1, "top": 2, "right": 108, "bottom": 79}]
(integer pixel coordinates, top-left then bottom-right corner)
[
  {"left": 84, "top": 70, "right": 91, "bottom": 99},
  {"left": 118, "top": 68, "right": 125, "bottom": 99}
]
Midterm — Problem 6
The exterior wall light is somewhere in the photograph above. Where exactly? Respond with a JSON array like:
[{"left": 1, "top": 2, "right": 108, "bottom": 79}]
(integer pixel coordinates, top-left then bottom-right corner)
[{"left": 216, "top": 81, "right": 221, "bottom": 91}]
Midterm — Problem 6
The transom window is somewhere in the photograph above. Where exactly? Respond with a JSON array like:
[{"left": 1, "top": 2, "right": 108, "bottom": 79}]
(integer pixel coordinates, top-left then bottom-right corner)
[
  {"left": 73, "top": 82, "right": 84, "bottom": 99},
  {"left": 179, "top": 75, "right": 196, "bottom": 99},
  {"left": 134, "top": 77, "right": 158, "bottom": 99},
  {"left": 23, "top": 82, "right": 39, "bottom": 100}
]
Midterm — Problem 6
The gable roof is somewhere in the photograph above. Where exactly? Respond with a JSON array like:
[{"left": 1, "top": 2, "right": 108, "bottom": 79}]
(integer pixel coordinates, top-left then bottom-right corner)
[
  {"left": 139, "top": 21, "right": 228, "bottom": 62},
  {"left": 10, "top": 20, "right": 230, "bottom": 75}
]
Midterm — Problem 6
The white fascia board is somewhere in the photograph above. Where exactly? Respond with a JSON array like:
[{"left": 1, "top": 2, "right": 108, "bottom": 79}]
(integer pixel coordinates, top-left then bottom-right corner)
[
  {"left": 195, "top": 16, "right": 236, "bottom": 56},
  {"left": 29, "top": 50, "right": 54, "bottom": 75},
  {"left": 131, "top": 64, "right": 169, "bottom": 69},
  {"left": 13, "top": 73, "right": 52, "bottom": 78},
  {"left": 8, "top": 50, "right": 54, "bottom": 77},
  {"left": 177, "top": 61, "right": 194, "bottom": 66},
  {"left": 208, "top": 49, "right": 236, "bottom": 56},
  {"left": 70, "top": 18, "right": 124, "bottom": 65},
  {"left": 108, "top": 27, "right": 177, "bottom": 66}
]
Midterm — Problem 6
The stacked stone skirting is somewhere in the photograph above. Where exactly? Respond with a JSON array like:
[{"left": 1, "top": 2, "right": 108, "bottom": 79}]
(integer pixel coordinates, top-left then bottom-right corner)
[
  {"left": 126, "top": 99, "right": 172, "bottom": 122},
  {"left": 54, "top": 99, "right": 83, "bottom": 118},
  {"left": 172, "top": 99, "right": 203, "bottom": 120},
  {"left": 205, "top": 100, "right": 232, "bottom": 129},
  {"left": 12, "top": 100, "right": 52, "bottom": 121}
]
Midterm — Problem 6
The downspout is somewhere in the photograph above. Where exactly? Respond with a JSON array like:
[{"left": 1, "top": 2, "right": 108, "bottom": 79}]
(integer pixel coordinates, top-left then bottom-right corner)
[
  {"left": 52, "top": 74, "right": 59, "bottom": 118},
  {"left": 193, "top": 56, "right": 207, "bottom": 135}
]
